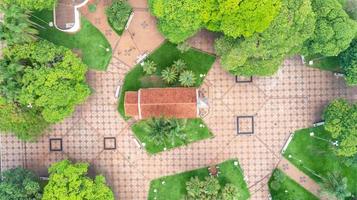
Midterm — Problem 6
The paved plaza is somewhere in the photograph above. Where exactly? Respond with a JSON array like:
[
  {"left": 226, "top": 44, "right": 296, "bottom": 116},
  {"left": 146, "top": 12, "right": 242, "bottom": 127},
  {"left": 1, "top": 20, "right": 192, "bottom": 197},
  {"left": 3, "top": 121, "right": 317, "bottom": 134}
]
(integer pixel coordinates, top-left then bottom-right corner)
[{"left": 1, "top": 0, "right": 357, "bottom": 199}]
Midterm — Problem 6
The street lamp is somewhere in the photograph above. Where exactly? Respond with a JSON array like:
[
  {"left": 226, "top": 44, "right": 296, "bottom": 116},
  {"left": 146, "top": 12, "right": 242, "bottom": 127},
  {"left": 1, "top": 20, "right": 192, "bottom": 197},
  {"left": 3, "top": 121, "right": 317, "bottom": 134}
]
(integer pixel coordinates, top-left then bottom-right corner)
[{"left": 309, "top": 132, "right": 339, "bottom": 147}]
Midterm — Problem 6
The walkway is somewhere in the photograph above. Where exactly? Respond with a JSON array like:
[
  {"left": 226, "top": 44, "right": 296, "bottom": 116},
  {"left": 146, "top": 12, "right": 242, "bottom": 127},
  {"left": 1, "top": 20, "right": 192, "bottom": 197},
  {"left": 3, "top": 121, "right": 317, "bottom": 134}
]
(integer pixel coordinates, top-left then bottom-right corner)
[
  {"left": 278, "top": 158, "right": 328, "bottom": 199},
  {"left": 1, "top": 1, "right": 357, "bottom": 200}
]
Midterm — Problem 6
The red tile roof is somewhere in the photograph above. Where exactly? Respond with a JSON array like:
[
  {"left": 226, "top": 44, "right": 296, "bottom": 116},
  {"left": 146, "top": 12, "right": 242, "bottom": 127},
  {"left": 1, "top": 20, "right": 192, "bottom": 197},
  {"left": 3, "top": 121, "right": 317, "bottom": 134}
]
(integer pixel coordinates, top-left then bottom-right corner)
[{"left": 124, "top": 88, "right": 198, "bottom": 119}]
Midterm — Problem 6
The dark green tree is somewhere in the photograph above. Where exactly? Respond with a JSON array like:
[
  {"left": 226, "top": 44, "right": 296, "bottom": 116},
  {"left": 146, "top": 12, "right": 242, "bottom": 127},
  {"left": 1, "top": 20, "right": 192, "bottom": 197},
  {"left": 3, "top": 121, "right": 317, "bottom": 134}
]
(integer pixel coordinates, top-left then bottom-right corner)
[
  {"left": 0, "top": 167, "right": 42, "bottom": 200},
  {"left": 216, "top": 0, "right": 315, "bottom": 76},
  {"left": 106, "top": 0, "right": 132, "bottom": 35},
  {"left": 323, "top": 99, "right": 357, "bottom": 157},
  {"left": 42, "top": 160, "right": 114, "bottom": 200},
  {"left": 302, "top": 0, "right": 357, "bottom": 57},
  {"left": 339, "top": 40, "right": 357, "bottom": 86},
  {"left": 186, "top": 176, "right": 221, "bottom": 200},
  {"left": 0, "top": 4, "right": 38, "bottom": 45},
  {"left": 0, "top": 40, "right": 90, "bottom": 140}
]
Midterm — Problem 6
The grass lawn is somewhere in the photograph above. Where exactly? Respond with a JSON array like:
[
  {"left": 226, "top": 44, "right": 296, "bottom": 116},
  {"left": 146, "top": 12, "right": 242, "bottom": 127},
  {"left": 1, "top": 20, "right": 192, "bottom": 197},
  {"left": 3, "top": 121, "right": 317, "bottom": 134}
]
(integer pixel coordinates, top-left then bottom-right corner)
[
  {"left": 283, "top": 126, "right": 357, "bottom": 194},
  {"left": 118, "top": 42, "right": 216, "bottom": 119},
  {"left": 132, "top": 118, "right": 213, "bottom": 155},
  {"left": 304, "top": 55, "right": 341, "bottom": 72},
  {"left": 268, "top": 169, "right": 318, "bottom": 200},
  {"left": 148, "top": 159, "right": 250, "bottom": 200},
  {"left": 31, "top": 10, "right": 112, "bottom": 71}
]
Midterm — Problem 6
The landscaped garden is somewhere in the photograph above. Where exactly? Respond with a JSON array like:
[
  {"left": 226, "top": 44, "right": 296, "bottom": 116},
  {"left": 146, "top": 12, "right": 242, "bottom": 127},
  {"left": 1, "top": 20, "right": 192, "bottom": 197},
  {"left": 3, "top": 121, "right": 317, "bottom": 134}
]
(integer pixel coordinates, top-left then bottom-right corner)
[
  {"left": 118, "top": 41, "right": 216, "bottom": 118},
  {"left": 148, "top": 159, "right": 250, "bottom": 200},
  {"left": 132, "top": 118, "right": 212, "bottom": 154},
  {"left": 283, "top": 99, "right": 357, "bottom": 199},
  {"left": 268, "top": 169, "right": 318, "bottom": 200},
  {"left": 31, "top": 10, "right": 112, "bottom": 71}
]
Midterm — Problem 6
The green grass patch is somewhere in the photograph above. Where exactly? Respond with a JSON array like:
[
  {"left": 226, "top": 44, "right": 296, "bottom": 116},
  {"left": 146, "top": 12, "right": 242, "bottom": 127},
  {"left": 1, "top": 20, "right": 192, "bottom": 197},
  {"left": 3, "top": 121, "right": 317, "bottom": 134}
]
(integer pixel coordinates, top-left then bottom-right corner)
[
  {"left": 31, "top": 10, "right": 112, "bottom": 71},
  {"left": 268, "top": 169, "right": 318, "bottom": 200},
  {"left": 148, "top": 159, "right": 250, "bottom": 200},
  {"left": 283, "top": 126, "right": 357, "bottom": 194},
  {"left": 304, "top": 55, "right": 342, "bottom": 72},
  {"left": 132, "top": 118, "right": 213, "bottom": 155},
  {"left": 118, "top": 41, "right": 216, "bottom": 119}
]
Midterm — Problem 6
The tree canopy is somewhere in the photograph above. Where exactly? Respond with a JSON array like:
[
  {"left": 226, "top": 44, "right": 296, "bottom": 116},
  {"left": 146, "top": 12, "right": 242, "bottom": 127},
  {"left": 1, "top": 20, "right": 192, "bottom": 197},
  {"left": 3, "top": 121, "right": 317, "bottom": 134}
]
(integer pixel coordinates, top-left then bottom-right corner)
[
  {"left": 0, "top": 40, "right": 90, "bottom": 140},
  {"left": 339, "top": 40, "right": 357, "bottom": 86},
  {"left": 42, "top": 160, "right": 114, "bottom": 200},
  {"left": 323, "top": 99, "right": 357, "bottom": 157},
  {"left": 215, "top": 0, "right": 316, "bottom": 76},
  {"left": 2, "top": 0, "right": 57, "bottom": 10},
  {"left": 0, "top": 167, "right": 42, "bottom": 200},
  {"left": 148, "top": 0, "right": 282, "bottom": 43},
  {"left": 302, "top": 0, "right": 357, "bottom": 57},
  {"left": 0, "top": 4, "right": 38, "bottom": 45}
]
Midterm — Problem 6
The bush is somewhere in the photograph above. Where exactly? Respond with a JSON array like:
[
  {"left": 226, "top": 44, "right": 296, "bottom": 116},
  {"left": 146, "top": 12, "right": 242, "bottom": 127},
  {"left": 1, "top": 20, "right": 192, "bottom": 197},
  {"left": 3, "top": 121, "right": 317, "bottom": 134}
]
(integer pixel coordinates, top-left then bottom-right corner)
[
  {"left": 0, "top": 168, "right": 42, "bottom": 200},
  {"left": 106, "top": 0, "right": 132, "bottom": 35}
]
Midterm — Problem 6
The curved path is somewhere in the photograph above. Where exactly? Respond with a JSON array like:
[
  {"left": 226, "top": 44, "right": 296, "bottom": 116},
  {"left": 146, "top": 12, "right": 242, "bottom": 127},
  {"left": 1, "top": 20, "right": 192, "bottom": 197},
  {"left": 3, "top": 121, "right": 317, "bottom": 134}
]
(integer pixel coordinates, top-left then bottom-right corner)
[{"left": 1, "top": 1, "right": 357, "bottom": 200}]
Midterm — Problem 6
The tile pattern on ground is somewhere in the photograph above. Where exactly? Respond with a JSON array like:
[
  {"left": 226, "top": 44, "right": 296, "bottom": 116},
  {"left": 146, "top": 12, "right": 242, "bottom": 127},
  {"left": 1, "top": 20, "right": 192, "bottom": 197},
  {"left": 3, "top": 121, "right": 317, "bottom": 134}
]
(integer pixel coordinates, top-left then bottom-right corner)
[{"left": 1, "top": 1, "right": 357, "bottom": 199}]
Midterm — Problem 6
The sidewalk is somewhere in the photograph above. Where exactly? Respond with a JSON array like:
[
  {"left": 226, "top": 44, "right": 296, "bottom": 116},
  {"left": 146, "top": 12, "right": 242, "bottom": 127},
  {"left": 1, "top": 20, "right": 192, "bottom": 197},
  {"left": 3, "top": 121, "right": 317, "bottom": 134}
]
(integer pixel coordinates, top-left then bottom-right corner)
[{"left": 278, "top": 158, "right": 328, "bottom": 199}]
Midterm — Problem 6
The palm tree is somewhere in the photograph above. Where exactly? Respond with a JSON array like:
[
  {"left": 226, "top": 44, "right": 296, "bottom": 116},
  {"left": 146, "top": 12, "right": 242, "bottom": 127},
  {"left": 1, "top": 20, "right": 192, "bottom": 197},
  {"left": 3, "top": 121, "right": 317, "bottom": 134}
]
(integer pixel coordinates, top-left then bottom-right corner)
[
  {"left": 145, "top": 118, "right": 169, "bottom": 146},
  {"left": 172, "top": 59, "right": 187, "bottom": 73},
  {"left": 161, "top": 67, "right": 177, "bottom": 84},
  {"left": 0, "top": 4, "right": 38, "bottom": 45},
  {"left": 320, "top": 172, "right": 351, "bottom": 200},
  {"left": 142, "top": 60, "right": 157, "bottom": 75},
  {"left": 166, "top": 119, "right": 187, "bottom": 145},
  {"left": 179, "top": 70, "right": 196, "bottom": 87}
]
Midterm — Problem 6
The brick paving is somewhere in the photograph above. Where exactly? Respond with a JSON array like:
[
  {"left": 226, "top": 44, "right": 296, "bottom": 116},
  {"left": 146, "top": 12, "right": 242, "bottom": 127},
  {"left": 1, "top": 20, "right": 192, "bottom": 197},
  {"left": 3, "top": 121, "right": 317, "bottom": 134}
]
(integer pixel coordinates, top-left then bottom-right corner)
[{"left": 1, "top": 1, "right": 357, "bottom": 200}]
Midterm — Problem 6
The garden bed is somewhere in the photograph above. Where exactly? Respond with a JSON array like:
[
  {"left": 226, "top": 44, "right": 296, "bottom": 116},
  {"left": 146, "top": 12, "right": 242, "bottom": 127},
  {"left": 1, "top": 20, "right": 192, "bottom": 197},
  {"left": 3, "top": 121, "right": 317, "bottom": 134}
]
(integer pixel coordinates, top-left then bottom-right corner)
[
  {"left": 132, "top": 118, "right": 213, "bottom": 154},
  {"left": 283, "top": 126, "right": 357, "bottom": 194},
  {"left": 268, "top": 169, "right": 318, "bottom": 200},
  {"left": 31, "top": 10, "right": 112, "bottom": 71},
  {"left": 148, "top": 159, "right": 250, "bottom": 200}
]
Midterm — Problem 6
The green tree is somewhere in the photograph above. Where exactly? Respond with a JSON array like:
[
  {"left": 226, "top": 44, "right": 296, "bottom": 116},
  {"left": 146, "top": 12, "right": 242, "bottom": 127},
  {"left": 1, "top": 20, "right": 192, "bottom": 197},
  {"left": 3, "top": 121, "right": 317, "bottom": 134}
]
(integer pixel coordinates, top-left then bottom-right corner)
[
  {"left": 145, "top": 118, "right": 187, "bottom": 146},
  {"left": 106, "top": 0, "right": 132, "bottom": 35},
  {"left": 339, "top": 40, "right": 357, "bottom": 86},
  {"left": 3, "top": 41, "right": 91, "bottom": 123},
  {"left": 179, "top": 70, "right": 196, "bottom": 87},
  {"left": 148, "top": 0, "right": 202, "bottom": 43},
  {"left": 0, "top": 97, "right": 49, "bottom": 141},
  {"left": 216, "top": 0, "right": 315, "bottom": 76},
  {"left": 142, "top": 60, "right": 157, "bottom": 75},
  {"left": 161, "top": 67, "right": 177, "bottom": 84},
  {"left": 302, "top": 0, "right": 357, "bottom": 57},
  {"left": 201, "top": 0, "right": 282, "bottom": 38},
  {"left": 0, "top": 4, "right": 38, "bottom": 45},
  {"left": 186, "top": 176, "right": 221, "bottom": 200},
  {"left": 2, "top": 0, "right": 57, "bottom": 10},
  {"left": 320, "top": 172, "right": 351, "bottom": 200},
  {"left": 323, "top": 99, "right": 357, "bottom": 157},
  {"left": 42, "top": 160, "right": 114, "bottom": 200},
  {"left": 0, "top": 167, "right": 42, "bottom": 200}
]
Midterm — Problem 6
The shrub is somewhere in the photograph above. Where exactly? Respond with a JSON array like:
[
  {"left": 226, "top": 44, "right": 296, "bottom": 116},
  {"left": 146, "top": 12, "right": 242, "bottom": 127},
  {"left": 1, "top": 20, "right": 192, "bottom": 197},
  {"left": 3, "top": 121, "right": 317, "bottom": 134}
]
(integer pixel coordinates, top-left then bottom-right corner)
[
  {"left": 0, "top": 167, "right": 42, "bottom": 200},
  {"left": 106, "top": 0, "right": 132, "bottom": 35},
  {"left": 142, "top": 60, "right": 157, "bottom": 75},
  {"left": 88, "top": 4, "right": 97, "bottom": 13},
  {"left": 186, "top": 176, "right": 221, "bottom": 200},
  {"left": 339, "top": 39, "right": 357, "bottom": 86},
  {"left": 179, "top": 70, "right": 196, "bottom": 87}
]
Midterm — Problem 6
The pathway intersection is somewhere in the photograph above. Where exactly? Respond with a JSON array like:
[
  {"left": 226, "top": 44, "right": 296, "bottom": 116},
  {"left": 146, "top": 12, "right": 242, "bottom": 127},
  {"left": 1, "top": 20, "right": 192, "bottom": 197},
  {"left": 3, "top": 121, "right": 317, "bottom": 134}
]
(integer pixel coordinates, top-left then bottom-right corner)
[{"left": 1, "top": 0, "right": 357, "bottom": 199}]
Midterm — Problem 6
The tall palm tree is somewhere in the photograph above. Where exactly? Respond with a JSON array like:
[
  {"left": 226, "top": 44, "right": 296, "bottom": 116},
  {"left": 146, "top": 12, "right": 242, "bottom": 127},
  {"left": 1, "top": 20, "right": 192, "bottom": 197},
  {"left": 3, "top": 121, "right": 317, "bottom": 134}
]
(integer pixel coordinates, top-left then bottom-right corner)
[
  {"left": 172, "top": 59, "right": 187, "bottom": 73},
  {"left": 0, "top": 4, "right": 38, "bottom": 45},
  {"left": 161, "top": 67, "right": 177, "bottom": 84},
  {"left": 179, "top": 70, "right": 196, "bottom": 87},
  {"left": 321, "top": 172, "right": 351, "bottom": 200}
]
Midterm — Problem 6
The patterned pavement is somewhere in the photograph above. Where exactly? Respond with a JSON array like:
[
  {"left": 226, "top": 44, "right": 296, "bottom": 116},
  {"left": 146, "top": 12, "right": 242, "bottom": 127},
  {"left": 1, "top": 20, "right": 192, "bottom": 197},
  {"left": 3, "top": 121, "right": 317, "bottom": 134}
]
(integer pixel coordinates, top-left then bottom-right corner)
[{"left": 1, "top": 1, "right": 357, "bottom": 200}]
